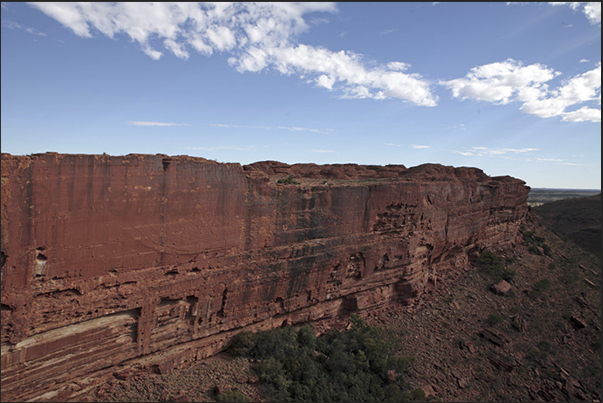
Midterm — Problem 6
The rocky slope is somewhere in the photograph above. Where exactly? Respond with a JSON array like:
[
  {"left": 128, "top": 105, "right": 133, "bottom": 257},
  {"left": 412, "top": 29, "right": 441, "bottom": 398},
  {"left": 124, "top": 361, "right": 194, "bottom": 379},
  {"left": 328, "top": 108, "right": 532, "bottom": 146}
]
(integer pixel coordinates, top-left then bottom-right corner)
[
  {"left": 0, "top": 153, "right": 529, "bottom": 402},
  {"left": 533, "top": 193, "right": 601, "bottom": 257}
]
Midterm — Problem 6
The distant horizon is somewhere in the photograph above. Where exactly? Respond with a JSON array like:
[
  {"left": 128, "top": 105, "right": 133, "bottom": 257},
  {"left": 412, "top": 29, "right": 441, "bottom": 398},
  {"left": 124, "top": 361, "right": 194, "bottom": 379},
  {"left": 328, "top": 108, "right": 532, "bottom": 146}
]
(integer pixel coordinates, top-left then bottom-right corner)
[
  {"left": 2, "top": 3, "right": 600, "bottom": 189},
  {"left": 528, "top": 187, "right": 601, "bottom": 192}
]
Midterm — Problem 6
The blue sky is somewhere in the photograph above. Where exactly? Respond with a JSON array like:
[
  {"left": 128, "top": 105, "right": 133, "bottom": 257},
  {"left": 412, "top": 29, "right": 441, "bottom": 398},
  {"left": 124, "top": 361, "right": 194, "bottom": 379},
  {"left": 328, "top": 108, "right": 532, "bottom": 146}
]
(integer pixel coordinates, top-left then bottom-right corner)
[{"left": 1, "top": 2, "right": 601, "bottom": 189}]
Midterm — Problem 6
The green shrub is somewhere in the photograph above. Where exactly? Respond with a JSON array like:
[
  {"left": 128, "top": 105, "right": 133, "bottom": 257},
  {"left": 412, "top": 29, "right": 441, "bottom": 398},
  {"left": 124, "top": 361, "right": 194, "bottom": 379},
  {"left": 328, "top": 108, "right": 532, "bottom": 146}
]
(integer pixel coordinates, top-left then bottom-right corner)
[
  {"left": 525, "top": 348, "right": 548, "bottom": 365},
  {"left": 410, "top": 388, "right": 427, "bottom": 401},
  {"left": 297, "top": 324, "right": 317, "bottom": 350},
  {"left": 533, "top": 279, "right": 551, "bottom": 292},
  {"left": 523, "top": 231, "right": 552, "bottom": 256},
  {"left": 529, "top": 278, "right": 552, "bottom": 300},
  {"left": 486, "top": 313, "right": 504, "bottom": 327},
  {"left": 537, "top": 340, "right": 553, "bottom": 354},
  {"left": 215, "top": 389, "right": 251, "bottom": 402},
  {"left": 476, "top": 250, "right": 504, "bottom": 272},
  {"left": 499, "top": 267, "right": 517, "bottom": 282},
  {"left": 228, "top": 331, "right": 255, "bottom": 356},
  {"left": 476, "top": 250, "right": 516, "bottom": 282},
  {"left": 277, "top": 175, "right": 300, "bottom": 185}
]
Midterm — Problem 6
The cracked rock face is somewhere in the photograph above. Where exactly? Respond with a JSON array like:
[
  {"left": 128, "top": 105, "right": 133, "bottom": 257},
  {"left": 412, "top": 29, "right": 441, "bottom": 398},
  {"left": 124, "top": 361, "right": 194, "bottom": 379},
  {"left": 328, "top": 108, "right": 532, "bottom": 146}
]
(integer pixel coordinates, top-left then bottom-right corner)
[{"left": 0, "top": 153, "right": 529, "bottom": 402}]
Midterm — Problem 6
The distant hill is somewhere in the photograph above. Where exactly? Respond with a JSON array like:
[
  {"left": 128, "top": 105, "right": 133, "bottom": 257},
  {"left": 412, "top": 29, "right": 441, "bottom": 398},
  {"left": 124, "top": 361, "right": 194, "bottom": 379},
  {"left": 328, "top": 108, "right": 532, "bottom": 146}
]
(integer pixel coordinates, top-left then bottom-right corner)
[
  {"left": 528, "top": 188, "right": 601, "bottom": 206},
  {"left": 533, "top": 193, "right": 601, "bottom": 257}
]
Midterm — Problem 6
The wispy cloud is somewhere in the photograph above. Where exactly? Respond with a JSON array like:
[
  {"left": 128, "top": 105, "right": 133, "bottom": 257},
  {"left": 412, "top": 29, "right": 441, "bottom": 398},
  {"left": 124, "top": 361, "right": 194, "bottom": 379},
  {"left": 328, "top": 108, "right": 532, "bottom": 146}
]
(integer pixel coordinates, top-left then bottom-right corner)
[
  {"left": 29, "top": 2, "right": 438, "bottom": 106},
  {"left": 278, "top": 126, "right": 333, "bottom": 134},
  {"left": 379, "top": 28, "right": 397, "bottom": 35},
  {"left": 442, "top": 59, "right": 601, "bottom": 122},
  {"left": 309, "top": 17, "right": 329, "bottom": 25},
  {"left": 209, "top": 123, "right": 242, "bottom": 128},
  {"left": 128, "top": 121, "right": 190, "bottom": 127},
  {"left": 580, "top": 59, "right": 590, "bottom": 63},
  {"left": 1, "top": 18, "right": 46, "bottom": 36},
  {"left": 210, "top": 123, "right": 333, "bottom": 134},
  {"left": 452, "top": 146, "right": 539, "bottom": 157},
  {"left": 411, "top": 144, "right": 430, "bottom": 149}
]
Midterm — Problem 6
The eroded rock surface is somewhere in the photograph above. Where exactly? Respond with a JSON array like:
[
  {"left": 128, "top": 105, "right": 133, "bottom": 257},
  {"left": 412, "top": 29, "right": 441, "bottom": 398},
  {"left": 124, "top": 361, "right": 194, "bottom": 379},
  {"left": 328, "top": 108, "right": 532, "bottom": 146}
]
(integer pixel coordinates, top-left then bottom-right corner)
[{"left": 0, "top": 153, "right": 529, "bottom": 401}]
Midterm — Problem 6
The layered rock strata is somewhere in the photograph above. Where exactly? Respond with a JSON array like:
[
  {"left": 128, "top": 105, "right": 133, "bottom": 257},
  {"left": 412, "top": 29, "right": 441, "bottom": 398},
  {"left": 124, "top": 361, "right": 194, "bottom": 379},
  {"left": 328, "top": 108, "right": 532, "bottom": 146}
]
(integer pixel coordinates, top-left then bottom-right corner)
[{"left": 0, "top": 153, "right": 529, "bottom": 401}]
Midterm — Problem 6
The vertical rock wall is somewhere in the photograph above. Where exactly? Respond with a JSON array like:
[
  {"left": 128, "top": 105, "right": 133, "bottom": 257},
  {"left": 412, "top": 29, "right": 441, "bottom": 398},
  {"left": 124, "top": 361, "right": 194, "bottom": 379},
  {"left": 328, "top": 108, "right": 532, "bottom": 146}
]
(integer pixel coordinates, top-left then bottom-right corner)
[{"left": 0, "top": 153, "right": 529, "bottom": 401}]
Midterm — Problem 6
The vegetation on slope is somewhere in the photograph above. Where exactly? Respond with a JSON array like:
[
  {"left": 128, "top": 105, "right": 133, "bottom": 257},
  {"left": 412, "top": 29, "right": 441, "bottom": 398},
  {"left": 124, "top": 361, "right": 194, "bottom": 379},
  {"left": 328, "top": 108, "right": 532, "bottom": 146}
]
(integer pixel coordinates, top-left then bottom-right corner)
[{"left": 227, "top": 315, "right": 422, "bottom": 402}]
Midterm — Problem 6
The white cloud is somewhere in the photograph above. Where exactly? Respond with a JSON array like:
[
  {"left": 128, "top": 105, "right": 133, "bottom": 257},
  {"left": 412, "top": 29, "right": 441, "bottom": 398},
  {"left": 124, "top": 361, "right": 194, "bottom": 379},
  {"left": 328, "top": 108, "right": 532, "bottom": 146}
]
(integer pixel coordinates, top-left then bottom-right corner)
[
  {"left": 561, "top": 106, "right": 601, "bottom": 122},
  {"left": 28, "top": 2, "right": 438, "bottom": 107},
  {"left": 444, "top": 59, "right": 601, "bottom": 122},
  {"left": 520, "top": 63, "right": 601, "bottom": 120},
  {"left": 583, "top": 2, "right": 601, "bottom": 24},
  {"left": 206, "top": 25, "right": 236, "bottom": 51},
  {"left": 128, "top": 121, "right": 189, "bottom": 127},
  {"left": 411, "top": 144, "right": 430, "bottom": 149},
  {"left": 580, "top": 59, "right": 590, "bottom": 63},
  {"left": 255, "top": 44, "right": 437, "bottom": 105},
  {"left": 316, "top": 74, "right": 335, "bottom": 90},
  {"left": 537, "top": 158, "right": 564, "bottom": 162},
  {"left": 548, "top": 2, "right": 601, "bottom": 25},
  {"left": 442, "top": 59, "right": 559, "bottom": 104},
  {"left": 387, "top": 62, "right": 410, "bottom": 72}
]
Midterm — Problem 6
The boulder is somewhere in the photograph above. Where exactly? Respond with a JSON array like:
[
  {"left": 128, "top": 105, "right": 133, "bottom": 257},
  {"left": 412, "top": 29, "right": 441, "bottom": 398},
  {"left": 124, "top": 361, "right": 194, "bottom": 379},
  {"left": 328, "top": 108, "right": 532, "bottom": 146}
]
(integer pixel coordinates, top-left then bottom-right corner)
[{"left": 490, "top": 280, "right": 512, "bottom": 295}]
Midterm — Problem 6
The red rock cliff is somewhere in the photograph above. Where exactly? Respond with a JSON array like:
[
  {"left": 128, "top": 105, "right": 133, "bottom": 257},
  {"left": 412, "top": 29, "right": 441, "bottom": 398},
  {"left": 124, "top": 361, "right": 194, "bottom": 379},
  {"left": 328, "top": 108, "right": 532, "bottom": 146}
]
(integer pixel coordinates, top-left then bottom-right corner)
[{"left": 0, "top": 153, "right": 529, "bottom": 401}]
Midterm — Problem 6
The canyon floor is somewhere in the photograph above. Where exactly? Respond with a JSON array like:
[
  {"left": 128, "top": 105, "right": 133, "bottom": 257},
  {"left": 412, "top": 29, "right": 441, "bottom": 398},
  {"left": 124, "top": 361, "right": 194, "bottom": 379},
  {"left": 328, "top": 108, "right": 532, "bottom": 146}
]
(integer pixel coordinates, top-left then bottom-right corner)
[{"left": 84, "top": 202, "right": 601, "bottom": 403}]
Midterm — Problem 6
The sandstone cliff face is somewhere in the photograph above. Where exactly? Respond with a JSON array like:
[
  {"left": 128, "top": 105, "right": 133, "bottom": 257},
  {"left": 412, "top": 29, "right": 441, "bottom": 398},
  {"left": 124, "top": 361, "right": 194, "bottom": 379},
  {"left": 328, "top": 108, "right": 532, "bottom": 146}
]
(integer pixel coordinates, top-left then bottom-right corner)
[{"left": 0, "top": 153, "right": 529, "bottom": 401}]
